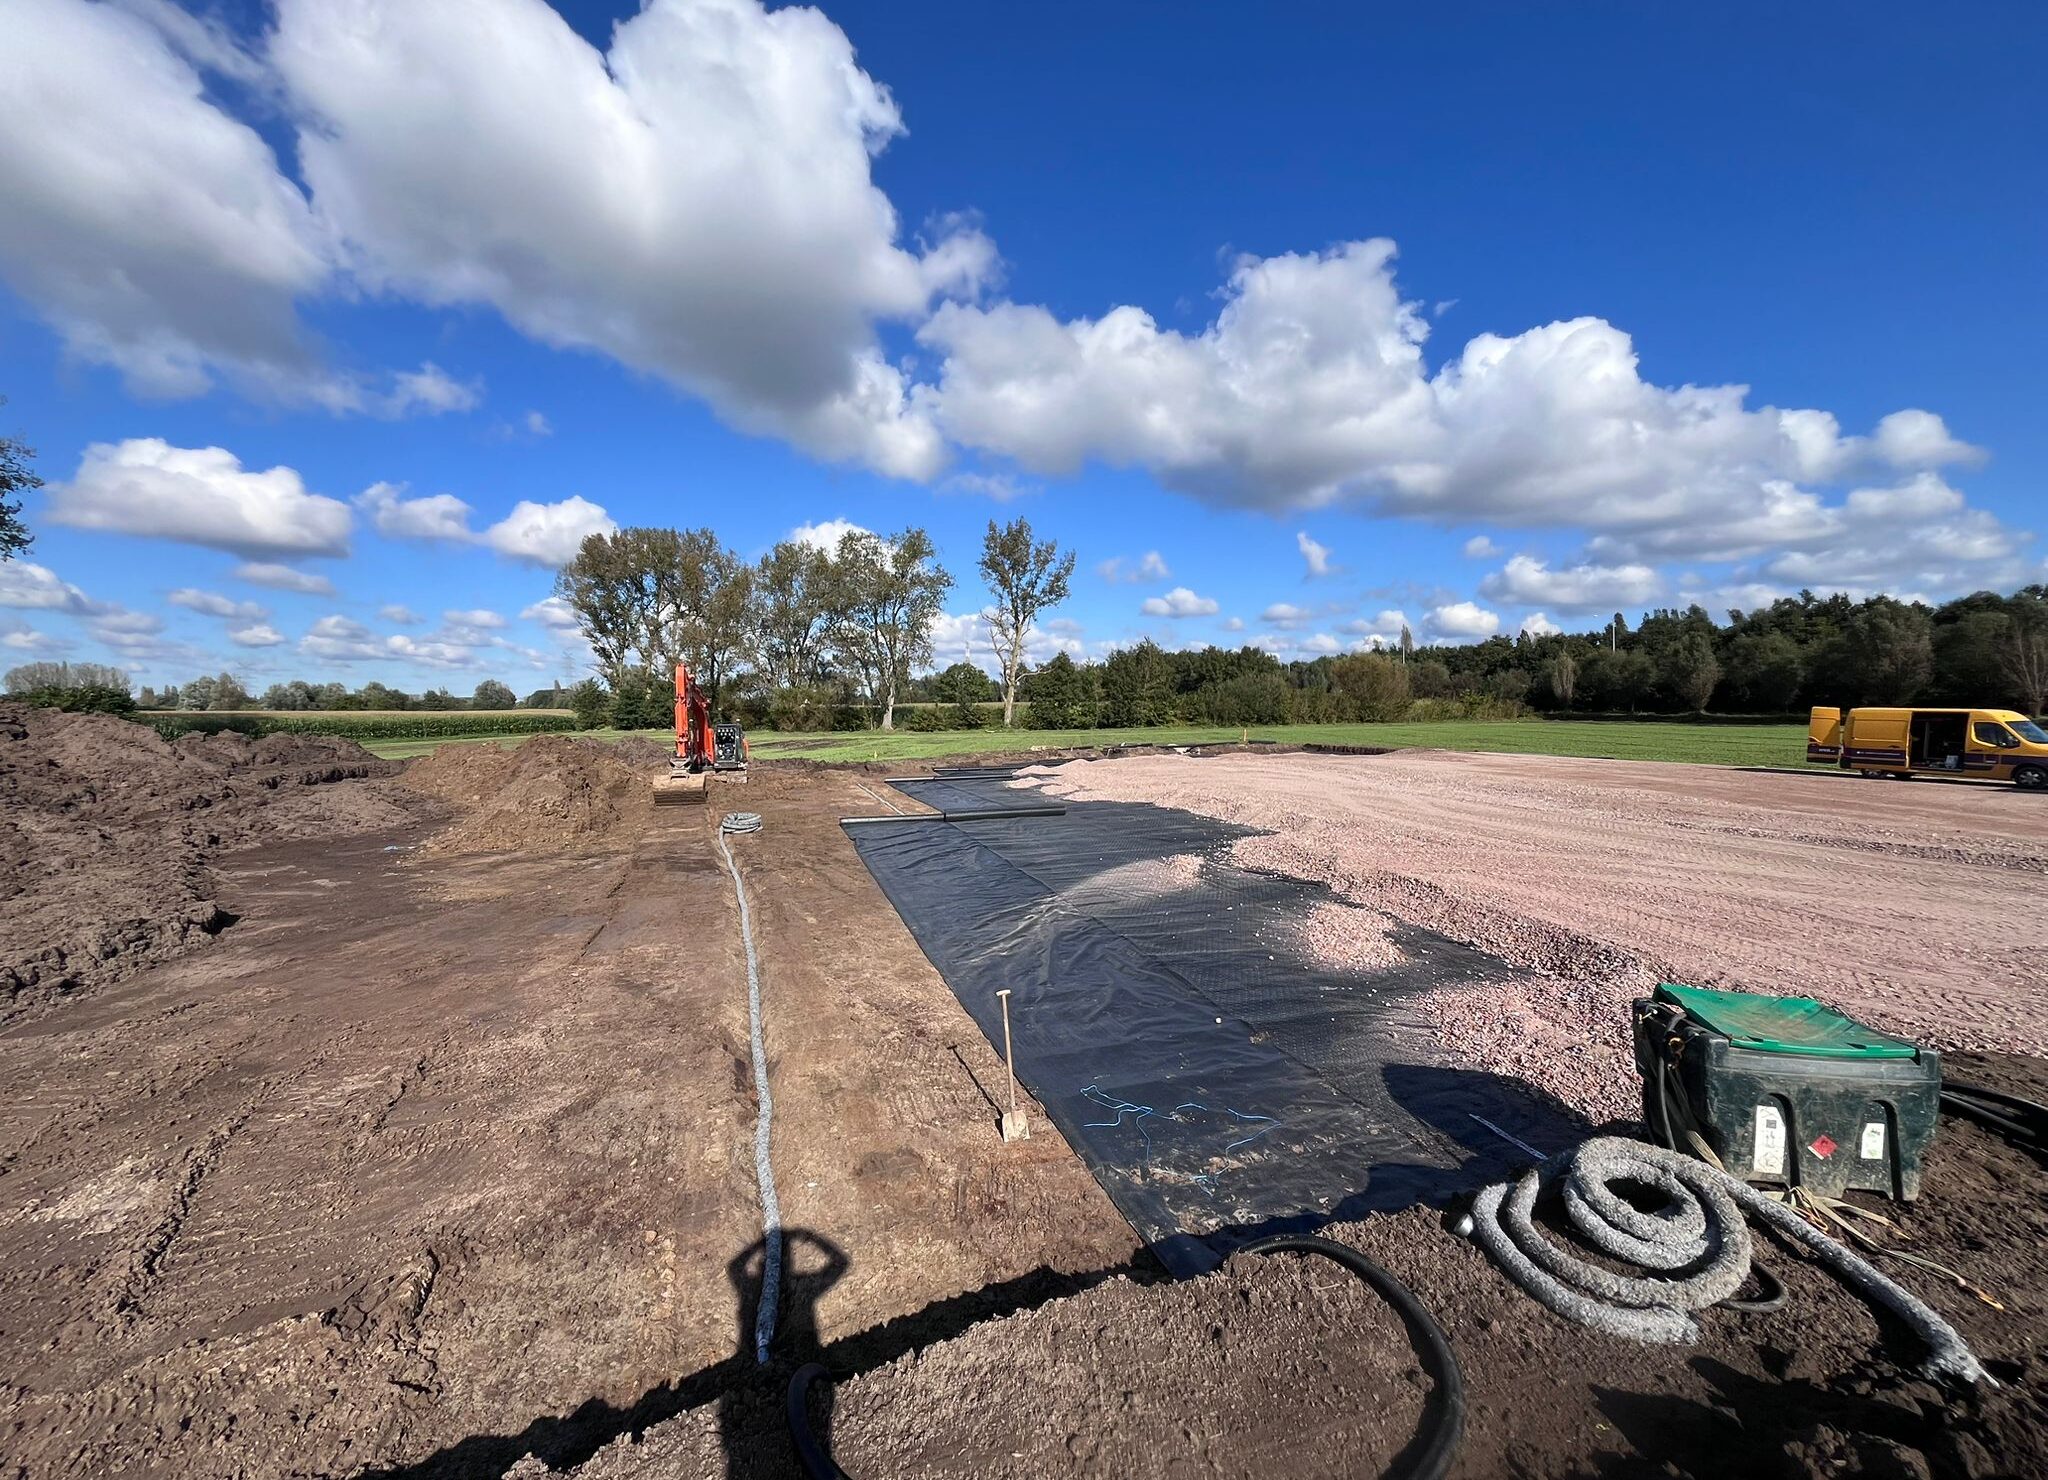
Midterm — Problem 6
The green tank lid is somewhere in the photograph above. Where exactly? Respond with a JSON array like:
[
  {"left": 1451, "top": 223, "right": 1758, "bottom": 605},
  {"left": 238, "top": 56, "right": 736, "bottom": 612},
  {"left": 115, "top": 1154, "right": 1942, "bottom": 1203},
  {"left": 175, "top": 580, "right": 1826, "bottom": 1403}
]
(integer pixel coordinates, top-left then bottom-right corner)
[{"left": 1652, "top": 983, "right": 1920, "bottom": 1060}]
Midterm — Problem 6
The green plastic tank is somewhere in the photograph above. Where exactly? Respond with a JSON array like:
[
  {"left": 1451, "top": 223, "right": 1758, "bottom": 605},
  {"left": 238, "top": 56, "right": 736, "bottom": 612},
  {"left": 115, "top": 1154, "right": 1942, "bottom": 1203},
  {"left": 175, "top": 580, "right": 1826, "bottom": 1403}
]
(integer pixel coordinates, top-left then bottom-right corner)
[{"left": 1631, "top": 983, "right": 1941, "bottom": 1201}]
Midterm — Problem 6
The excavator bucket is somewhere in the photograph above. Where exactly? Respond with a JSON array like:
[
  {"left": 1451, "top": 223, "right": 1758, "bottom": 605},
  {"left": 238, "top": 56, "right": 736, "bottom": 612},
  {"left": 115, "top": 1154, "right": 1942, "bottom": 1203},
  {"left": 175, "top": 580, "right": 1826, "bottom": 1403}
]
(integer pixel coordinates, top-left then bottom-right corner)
[{"left": 652, "top": 770, "right": 707, "bottom": 807}]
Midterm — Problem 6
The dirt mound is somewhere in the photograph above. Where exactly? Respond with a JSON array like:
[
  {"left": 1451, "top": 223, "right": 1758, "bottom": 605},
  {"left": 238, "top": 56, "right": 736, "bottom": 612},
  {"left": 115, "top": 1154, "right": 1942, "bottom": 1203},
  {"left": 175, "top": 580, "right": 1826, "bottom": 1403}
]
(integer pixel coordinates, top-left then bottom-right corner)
[
  {"left": 401, "top": 735, "right": 656, "bottom": 855},
  {"left": 0, "top": 703, "right": 413, "bottom": 1016}
]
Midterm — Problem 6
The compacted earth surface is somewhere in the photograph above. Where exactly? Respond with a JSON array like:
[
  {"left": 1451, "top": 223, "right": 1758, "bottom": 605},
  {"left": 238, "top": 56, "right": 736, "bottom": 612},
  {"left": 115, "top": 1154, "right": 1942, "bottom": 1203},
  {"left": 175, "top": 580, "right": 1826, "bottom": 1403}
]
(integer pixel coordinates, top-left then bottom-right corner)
[
  {"left": 3, "top": 724, "right": 2044, "bottom": 1479},
  {"left": 0, "top": 723, "right": 1127, "bottom": 1479}
]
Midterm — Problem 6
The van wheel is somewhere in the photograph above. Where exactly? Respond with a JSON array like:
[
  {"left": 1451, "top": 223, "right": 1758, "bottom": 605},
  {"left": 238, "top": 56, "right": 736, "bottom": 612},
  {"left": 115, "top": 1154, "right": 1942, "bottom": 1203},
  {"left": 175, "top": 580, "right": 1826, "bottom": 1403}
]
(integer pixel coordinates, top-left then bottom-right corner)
[{"left": 2016, "top": 765, "right": 2047, "bottom": 792}]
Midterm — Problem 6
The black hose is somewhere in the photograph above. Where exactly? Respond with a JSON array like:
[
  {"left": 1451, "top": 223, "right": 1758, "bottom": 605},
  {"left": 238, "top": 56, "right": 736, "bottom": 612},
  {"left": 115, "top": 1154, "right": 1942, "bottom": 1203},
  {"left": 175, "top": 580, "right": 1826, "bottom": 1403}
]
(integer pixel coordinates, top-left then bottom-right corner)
[
  {"left": 787, "top": 1362, "right": 851, "bottom": 1480},
  {"left": 1239, "top": 1233, "right": 1466, "bottom": 1480},
  {"left": 1719, "top": 1262, "right": 1787, "bottom": 1314},
  {"left": 840, "top": 805, "right": 1066, "bottom": 825},
  {"left": 1941, "top": 1078, "right": 2048, "bottom": 1153},
  {"left": 785, "top": 1236, "right": 1469, "bottom": 1480}
]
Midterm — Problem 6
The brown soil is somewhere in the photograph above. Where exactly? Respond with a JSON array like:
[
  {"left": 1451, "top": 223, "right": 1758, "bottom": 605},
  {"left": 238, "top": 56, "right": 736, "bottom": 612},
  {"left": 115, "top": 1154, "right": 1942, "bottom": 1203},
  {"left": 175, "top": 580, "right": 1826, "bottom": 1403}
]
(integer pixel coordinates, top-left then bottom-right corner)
[
  {"left": 0, "top": 744, "right": 1128, "bottom": 1480},
  {"left": 519, "top": 1053, "right": 2048, "bottom": 1480},
  {"left": 1033, "top": 750, "right": 2048, "bottom": 1122},
  {"left": 399, "top": 735, "right": 660, "bottom": 856},
  {"left": 0, "top": 702, "right": 416, "bottom": 1017}
]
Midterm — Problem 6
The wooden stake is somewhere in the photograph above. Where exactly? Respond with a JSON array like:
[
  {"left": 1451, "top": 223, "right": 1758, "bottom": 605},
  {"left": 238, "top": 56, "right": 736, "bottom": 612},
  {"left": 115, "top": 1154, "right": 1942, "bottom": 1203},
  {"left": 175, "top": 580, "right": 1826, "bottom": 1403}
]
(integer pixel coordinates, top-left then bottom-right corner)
[{"left": 997, "top": 989, "right": 1029, "bottom": 1142}]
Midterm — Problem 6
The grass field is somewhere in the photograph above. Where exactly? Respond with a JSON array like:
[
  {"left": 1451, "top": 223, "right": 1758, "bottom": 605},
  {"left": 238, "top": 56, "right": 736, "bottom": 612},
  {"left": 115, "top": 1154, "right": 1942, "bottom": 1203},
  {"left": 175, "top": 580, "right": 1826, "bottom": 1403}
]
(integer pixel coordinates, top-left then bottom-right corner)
[{"left": 363, "top": 719, "right": 1810, "bottom": 768}]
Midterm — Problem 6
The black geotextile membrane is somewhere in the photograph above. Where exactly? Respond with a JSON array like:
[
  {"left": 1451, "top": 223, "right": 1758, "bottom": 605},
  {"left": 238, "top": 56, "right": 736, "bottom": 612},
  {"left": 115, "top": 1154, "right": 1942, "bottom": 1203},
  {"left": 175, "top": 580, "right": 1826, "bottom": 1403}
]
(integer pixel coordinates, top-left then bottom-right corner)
[{"left": 847, "top": 767, "right": 1586, "bottom": 1276}]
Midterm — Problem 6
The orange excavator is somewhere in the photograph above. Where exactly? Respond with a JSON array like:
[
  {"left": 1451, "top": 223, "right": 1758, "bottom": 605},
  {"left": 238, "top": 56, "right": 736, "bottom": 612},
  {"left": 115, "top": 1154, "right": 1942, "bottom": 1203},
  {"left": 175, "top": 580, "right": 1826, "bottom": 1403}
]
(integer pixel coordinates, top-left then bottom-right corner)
[{"left": 653, "top": 660, "right": 747, "bottom": 806}]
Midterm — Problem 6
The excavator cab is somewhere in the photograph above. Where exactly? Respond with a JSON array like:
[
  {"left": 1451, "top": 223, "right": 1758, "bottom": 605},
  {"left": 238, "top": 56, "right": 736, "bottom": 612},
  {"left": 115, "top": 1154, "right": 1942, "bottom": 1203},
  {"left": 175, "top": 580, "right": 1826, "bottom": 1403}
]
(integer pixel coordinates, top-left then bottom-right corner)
[{"left": 712, "top": 722, "right": 748, "bottom": 772}]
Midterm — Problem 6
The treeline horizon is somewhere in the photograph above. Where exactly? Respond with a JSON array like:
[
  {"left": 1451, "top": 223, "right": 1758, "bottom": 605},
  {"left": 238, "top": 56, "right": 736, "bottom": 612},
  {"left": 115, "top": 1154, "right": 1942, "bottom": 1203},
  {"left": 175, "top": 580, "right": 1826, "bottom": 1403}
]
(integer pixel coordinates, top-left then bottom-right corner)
[
  {"left": 15, "top": 582, "right": 2042, "bottom": 731},
  {"left": 8, "top": 508, "right": 2044, "bottom": 731}
]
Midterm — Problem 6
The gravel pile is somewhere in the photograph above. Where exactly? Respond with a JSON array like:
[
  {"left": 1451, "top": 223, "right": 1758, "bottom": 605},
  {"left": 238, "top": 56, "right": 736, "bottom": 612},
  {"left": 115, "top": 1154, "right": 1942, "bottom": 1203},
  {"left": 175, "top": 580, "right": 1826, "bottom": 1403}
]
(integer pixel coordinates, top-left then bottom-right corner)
[{"left": 1282, "top": 898, "right": 1408, "bottom": 973}]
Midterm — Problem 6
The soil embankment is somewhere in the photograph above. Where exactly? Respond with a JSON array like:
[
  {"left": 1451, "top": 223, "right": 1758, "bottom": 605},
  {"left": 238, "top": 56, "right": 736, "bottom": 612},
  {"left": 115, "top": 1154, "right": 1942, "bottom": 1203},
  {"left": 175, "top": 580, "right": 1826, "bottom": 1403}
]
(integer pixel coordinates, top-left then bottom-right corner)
[{"left": 0, "top": 703, "right": 415, "bottom": 1017}]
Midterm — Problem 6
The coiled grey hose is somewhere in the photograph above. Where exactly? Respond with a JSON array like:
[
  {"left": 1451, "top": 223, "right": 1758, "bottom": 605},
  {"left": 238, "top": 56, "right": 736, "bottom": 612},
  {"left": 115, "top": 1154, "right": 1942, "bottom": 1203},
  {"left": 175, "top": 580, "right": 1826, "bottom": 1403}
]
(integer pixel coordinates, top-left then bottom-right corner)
[
  {"left": 717, "top": 811, "right": 777, "bottom": 1363},
  {"left": 1464, "top": 1137, "right": 1989, "bottom": 1388}
]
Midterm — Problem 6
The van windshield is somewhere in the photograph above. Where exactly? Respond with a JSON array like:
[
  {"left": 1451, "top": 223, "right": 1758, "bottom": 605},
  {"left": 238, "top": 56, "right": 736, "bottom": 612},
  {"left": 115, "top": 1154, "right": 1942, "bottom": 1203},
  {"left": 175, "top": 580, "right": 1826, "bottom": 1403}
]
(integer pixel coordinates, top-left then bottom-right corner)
[{"left": 2013, "top": 718, "right": 2048, "bottom": 745}]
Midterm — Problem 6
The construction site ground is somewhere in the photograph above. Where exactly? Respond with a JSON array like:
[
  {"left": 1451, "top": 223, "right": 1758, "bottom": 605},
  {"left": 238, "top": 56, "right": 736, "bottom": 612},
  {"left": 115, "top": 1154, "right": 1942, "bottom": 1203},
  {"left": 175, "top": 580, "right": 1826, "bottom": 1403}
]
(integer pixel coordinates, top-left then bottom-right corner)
[{"left": 2, "top": 718, "right": 2044, "bottom": 1478}]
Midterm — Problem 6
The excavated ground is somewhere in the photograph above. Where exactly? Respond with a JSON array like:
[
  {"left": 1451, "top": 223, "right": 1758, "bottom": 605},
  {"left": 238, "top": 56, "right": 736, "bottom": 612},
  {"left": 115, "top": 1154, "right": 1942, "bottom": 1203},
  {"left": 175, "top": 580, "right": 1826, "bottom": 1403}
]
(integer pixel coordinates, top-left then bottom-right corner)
[
  {"left": 0, "top": 739, "right": 1128, "bottom": 1479},
  {"left": 519, "top": 1054, "right": 2048, "bottom": 1479},
  {"left": 0, "top": 702, "right": 418, "bottom": 1017},
  {"left": 3, "top": 731, "right": 2044, "bottom": 1479}
]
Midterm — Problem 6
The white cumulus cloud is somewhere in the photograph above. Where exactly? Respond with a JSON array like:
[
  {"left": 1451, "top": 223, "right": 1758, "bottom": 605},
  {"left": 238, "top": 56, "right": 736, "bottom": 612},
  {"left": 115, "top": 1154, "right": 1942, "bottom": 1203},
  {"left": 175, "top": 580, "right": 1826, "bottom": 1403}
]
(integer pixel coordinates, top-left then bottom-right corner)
[
  {"left": 169, "top": 588, "right": 266, "bottom": 620},
  {"left": 49, "top": 440, "right": 352, "bottom": 558},
  {"left": 521, "top": 596, "right": 582, "bottom": 631},
  {"left": 358, "top": 482, "right": 616, "bottom": 567},
  {"left": 1297, "top": 530, "right": 1334, "bottom": 577},
  {"left": 789, "top": 517, "right": 872, "bottom": 554},
  {"left": 234, "top": 561, "right": 336, "bottom": 596},
  {"left": 1479, "top": 554, "right": 1661, "bottom": 612},
  {"left": 917, "top": 239, "right": 2022, "bottom": 601},
  {"left": 0, "top": 560, "right": 99, "bottom": 614},
  {"left": 229, "top": 622, "right": 285, "bottom": 647},
  {"left": 268, "top": 0, "right": 977, "bottom": 477},
  {"left": 1099, "top": 551, "right": 1171, "bottom": 583},
  {"left": 1141, "top": 586, "right": 1219, "bottom": 618},
  {"left": 1426, "top": 601, "right": 1500, "bottom": 641}
]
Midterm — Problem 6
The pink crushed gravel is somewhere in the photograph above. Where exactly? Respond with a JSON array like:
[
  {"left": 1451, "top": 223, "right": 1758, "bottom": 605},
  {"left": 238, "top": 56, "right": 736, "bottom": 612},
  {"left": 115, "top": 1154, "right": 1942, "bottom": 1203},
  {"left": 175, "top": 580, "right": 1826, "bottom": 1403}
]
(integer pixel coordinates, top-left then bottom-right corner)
[
  {"left": 1028, "top": 750, "right": 2048, "bottom": 1123},
  {"left": 1282, "top": 898, "right": 1409, "bottom": 973}
]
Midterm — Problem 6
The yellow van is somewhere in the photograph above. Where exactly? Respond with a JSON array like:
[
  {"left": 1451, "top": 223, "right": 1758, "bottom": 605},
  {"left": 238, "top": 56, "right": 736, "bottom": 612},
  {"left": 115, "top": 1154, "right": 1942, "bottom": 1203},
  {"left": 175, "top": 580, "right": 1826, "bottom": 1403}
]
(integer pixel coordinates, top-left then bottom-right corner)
[{"left": 1807, "top": 706, "right": 2048, "bottom": 790}]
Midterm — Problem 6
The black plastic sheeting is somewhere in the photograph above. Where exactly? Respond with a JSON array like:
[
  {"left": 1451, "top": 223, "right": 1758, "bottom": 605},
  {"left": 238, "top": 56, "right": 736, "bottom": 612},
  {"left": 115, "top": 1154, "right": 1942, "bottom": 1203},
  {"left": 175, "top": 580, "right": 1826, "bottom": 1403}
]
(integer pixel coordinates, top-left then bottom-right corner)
[{"left": 848, "top": 768, "right": 1585, "bottom": 1276}]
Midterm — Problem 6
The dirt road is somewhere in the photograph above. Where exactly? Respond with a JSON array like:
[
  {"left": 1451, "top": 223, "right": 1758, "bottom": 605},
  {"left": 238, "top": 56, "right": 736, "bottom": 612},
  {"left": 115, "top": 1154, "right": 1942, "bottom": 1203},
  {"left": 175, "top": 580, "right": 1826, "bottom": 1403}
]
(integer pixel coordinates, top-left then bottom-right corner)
[{"left": 0, "top": 759, "right": 1128, "bottom": 1479}]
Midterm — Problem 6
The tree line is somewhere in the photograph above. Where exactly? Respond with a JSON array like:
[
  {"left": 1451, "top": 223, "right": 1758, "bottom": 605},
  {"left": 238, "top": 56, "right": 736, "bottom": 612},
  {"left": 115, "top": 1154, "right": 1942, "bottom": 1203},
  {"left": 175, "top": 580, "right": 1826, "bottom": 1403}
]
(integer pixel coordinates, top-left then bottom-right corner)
[
  {"left": 983, "top": 587, "right": 2047, "bottom": 732},
  {"left": 554, "top": 518, "right": 1071, "bottom": 731},
  {"left": 2, "top": 663, "right": 558, "bottom": 714}
]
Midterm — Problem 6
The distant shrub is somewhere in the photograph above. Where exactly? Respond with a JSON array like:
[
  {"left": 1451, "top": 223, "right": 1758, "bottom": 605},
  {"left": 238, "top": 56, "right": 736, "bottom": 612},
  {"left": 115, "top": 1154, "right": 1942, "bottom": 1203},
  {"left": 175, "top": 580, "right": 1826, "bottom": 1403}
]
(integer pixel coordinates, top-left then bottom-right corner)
[
  {"left": 1404, "top": 694, "right": 1526, "bottom": 723},
  {"left": 19, "top": 683, "right": 137, "bottom": 716},
  {"left": 903, "top": 706, "right": 950, "bottom": 732},
  {"left": 569, "top": 679, "right": 611, "bottom": 730},
  {"left": 767, "top": 685, "right": 835, "bottom": 732}
]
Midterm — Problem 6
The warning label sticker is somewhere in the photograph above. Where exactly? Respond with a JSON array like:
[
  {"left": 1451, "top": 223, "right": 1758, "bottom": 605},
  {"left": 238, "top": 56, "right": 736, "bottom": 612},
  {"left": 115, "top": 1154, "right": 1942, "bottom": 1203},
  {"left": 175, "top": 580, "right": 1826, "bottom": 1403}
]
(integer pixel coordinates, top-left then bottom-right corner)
[
  {"left": 1860, "top": 1121, "right": 1886, "bottom": 1160},
  {"left": 1753, "top": 1104, "right": 1786, "bottom": 1176}
]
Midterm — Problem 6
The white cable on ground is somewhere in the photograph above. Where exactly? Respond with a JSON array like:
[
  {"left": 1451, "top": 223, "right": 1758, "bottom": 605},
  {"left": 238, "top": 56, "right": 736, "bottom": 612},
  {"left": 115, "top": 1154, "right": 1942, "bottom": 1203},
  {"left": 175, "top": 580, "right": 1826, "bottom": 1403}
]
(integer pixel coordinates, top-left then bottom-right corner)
[
  {"left": 1463, "top": 1136, "right": 1990, "bottom": 1388},
  {"left": 717, "top": 811, "right": 777, "bottom": 1363}
]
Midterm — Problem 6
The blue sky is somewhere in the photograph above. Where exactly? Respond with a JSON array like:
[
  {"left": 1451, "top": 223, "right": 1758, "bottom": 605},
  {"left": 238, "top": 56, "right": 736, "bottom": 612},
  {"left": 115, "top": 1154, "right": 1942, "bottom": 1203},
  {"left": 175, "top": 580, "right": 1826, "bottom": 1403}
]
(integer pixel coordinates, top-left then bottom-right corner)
[{"left": 1, "top": 0, "right": 2042, "bottom": 691}]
